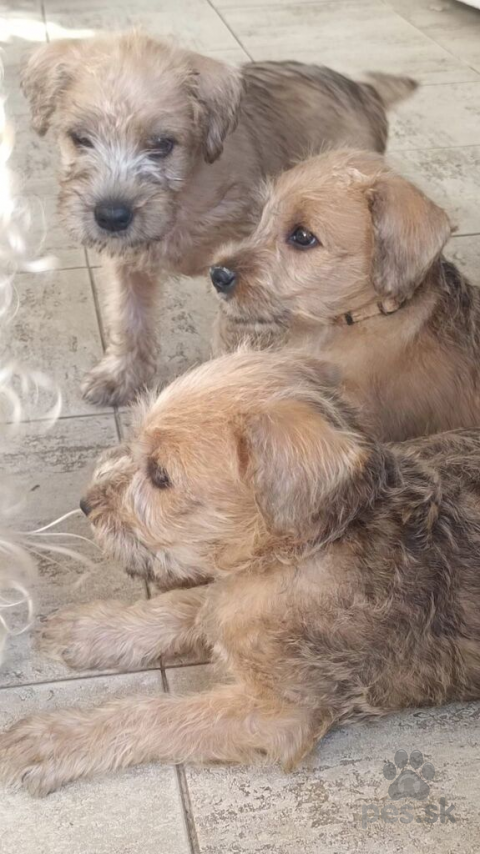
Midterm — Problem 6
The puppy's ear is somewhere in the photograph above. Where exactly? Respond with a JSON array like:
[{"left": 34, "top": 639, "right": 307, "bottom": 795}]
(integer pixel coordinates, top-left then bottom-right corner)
[
  {"left": 21, "top": 40, "right": 80, "bottom": 135},
  {"left": 245, "top": 397, "right": 367, "bottom": 542},
  {"left": 367, "top": 172, "right": 451, "bottom": 302},
  {"left": 188, "top": 54, "right": 244, "bottom": 164}
]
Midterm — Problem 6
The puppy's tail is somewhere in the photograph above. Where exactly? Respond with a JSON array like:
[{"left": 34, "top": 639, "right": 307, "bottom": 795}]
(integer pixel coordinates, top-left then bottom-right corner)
[{"left": 365, "top": 71, "right": 418, "bottom": 108}]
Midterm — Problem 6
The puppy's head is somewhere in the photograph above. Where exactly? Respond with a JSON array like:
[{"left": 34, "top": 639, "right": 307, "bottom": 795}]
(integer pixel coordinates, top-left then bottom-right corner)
[
  {"left": 211, "top": 150, "right": 451, "bottom": 335},
  {"left": 81, "top": 351, "right": 376, "bottom": 588},
  {"left": 21, "top": 32, "right": 244, "bottom": 254}
]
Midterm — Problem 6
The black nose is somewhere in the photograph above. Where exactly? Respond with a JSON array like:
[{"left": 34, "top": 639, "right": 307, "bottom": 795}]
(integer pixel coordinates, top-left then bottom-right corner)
[
  {"left": 94, "top": 201, "right": 133, "bottom": 233},
  {"left": 80, "top": 498, "right": 91, "bottom": 517},
  {"left": 210, "top": 265, "right": 237, "bottom": 294}
]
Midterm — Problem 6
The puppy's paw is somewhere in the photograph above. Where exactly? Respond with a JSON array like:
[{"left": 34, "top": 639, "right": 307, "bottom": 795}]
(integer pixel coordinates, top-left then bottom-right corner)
[
  {"left": 81, "top": 353, "right": 155, "bottom": 407},
  {"left": 38, "top": 602, "right": 128, "bottom": 671},
  {"left": 0, "top": 714, "right": 70, "bottom": 796}
]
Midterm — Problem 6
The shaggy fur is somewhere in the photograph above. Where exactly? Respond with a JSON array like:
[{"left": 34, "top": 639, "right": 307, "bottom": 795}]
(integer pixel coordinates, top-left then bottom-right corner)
[
  {"left": 213, "top": 149, "right": 480, "bottom": 441},
  {"left": 21, "top": 32, "right": 416, "bottom": 405},
  {"left": 2, "top": 351, "right": 480, "bottom": 794}
]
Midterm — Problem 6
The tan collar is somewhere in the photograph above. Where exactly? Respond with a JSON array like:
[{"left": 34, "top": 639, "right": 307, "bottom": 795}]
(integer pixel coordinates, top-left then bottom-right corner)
[{"left": 335, "top": 296, "right": 406, "bottom": 326}]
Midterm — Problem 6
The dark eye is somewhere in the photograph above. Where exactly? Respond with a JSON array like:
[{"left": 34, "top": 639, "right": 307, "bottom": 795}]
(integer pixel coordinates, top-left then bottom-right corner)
[
  {"left": 69, "top": 130, "right": 93, "bottom": 149},
  {"left": 147, "top": 457, "right": 171, "bottom": 489},
  {"left": 148, "top": 137, "right": 176, "bottom": 158},
  {"left": 287, "top": 226, "right": 319, "bottom": 249}
]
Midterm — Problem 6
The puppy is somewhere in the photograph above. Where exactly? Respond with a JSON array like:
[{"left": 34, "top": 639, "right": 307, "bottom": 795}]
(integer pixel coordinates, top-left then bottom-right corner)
[
  {"left": 21, "top": 32, "right": 417, "bottom": 406},
  {"left": 212, "top": 149, "right": 480, "bottom": 441},
  {"left": 2, "top": 350, "right": 480, "bottom": 795}
]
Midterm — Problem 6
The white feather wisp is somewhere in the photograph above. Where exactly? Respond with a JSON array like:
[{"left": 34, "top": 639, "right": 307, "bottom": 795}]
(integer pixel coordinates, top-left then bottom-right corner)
[{"left": 0, "top": 53, "right": 81, "bottom": 665}]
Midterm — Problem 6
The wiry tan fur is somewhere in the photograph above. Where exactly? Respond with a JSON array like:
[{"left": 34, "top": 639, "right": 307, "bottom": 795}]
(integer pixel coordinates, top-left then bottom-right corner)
[
  {"left": 213, "top": 149, "right": 480, "bottom": 441},
  {"left": 2, "top": 351, "right": 480, "bottom": 795},
  {"left": 21, "top": 32, "right": 416, "bottom": 405}
]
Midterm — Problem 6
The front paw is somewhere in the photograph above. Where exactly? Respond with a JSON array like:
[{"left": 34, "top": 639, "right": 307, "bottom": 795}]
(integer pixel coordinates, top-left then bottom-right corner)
[
  {"left": 38, "top": 603, "right": 127, "bottom": 671},
  {"left": 0, "top": 714, "right": 71, "bottom": 796},
  {"left": 81, "top": 353, "right": 156, "bottom": 407}
]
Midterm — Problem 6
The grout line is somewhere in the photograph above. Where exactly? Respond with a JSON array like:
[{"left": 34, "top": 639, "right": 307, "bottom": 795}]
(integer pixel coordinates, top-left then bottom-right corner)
[
  {"left": 0, "top": 665, "right": 163, "bottom": 693},
  {"left": 85, "top": 249, "right": 107, "bottom": 351},
  {"left": 84, "top": 249, "right": 124, "bottom": 441},
  {"left": 389, "top": 142, "right": 480, "bottom": 154},
  {"left": 1, "top": 410, "right": 116, "bottom": 425},
  {"left": 204, "top": 0, "right": 253, "bottom": 60},
  {"left": 40, "top": 0, "right": 49, "bottom": 42},
  {"left": 163, "top": 658, "right": 211, "bottom": 669},
  {"left": 161, "top": 669, "right": 201, "bottom": 854},
  {"left": 31, "top": 264, "right": 98, "bottom": 273},
  {"left": 0, "top": 659, "right": 211, "bottom": 694},
  {"left": 174, "top": 765, "right": 202, "bottom": 854},
  {"left": 112, "top": 407, "right": 124, "bottom": 442},
  {"left": 114, "top": 406, "right": 126, "bottom": 441},
  {"left": 419, "top": 79, "right": 480, "bottom": 87}
]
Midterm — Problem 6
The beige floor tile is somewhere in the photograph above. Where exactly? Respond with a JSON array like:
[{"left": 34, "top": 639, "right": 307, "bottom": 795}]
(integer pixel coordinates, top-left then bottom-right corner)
[
  {"left": 93, "top": 267, "right": 217, "bottom": 393},
  {"left": 3, "top": 64, "right": 30, "bottom": 117},
  {"left": 0, "top": 0, "right": 41, "bottom": 9},
  {"left": 205, "top": 46, "right": 251, "bottom": 63},
  {"left": 0, "top": 672, "right": 191, "bottom": 854},
  {"left": 384, "top": 0, "right": 480, "bottom": 74},
  {"left": 219, "top": 0, "right": 480, "bottom": 83},
  {"left": 210, "top": 0, "right": 326, "bottom": 6},
  {"left": 21, "top": 193, "right": 86, "bottom": 271},
  {"left": 168, "top": 665, "right": 480, "bottom": 854},
  {"left": 389, "top": 145, "right": 480, "bottom": 235},
  {"left": 8, "top": 128, "right": 57, "bottom": 197},
  {"left": 389, "top": 81, "right": 480, "bottom": 150},
  {"left": 3, "top": 268, "right": 110, "bottom": 418},
  {"left": 446, "top": 234, "right": 480, "bottom": 283},
  {"left": 45, "top": 0, "right": 240, "bottom": 53},
  {"left": 1, "top": 412, "right": 145, "bottom": 687},
  {"left": 0, "top": 1, "right": 45, "bottom": 68},
  {"left": 4, "top": 127, "right": 86, "bottom": 265}
]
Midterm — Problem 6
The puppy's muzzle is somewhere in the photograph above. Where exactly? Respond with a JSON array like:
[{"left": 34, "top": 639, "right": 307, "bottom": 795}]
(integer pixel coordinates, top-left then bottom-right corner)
[
  {"left": 79, "top": 497, "right": 92, "bottom": 517},
  {"left": 210, "top": 265, "right": 237, "bottom": 296},
  {"left": 94, "top": 200, "right": 133, "bottom": 233}
]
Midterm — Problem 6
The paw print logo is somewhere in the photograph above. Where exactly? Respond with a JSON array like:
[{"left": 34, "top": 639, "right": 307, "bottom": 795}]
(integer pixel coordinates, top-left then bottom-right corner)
[{"left": 383, "top": 749, "right": 435, "bottom": 800}]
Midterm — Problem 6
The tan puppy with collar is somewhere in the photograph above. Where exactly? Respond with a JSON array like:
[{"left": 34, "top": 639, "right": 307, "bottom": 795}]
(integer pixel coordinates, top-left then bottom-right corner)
[{"left": 211, "top": 150, "right": 480, "bottom": 441}]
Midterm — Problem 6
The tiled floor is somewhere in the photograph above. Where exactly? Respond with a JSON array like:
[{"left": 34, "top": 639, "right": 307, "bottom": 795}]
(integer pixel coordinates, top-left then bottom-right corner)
[{"left": 1, "top": 0, "right": 480, "bottom": 851}]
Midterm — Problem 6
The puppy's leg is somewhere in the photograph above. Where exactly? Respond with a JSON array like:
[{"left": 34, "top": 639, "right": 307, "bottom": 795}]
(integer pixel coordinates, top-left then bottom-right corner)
[
  {"left": 38, "top": 587, "right": 210, "bottom": 671},
  {"left": 0, "top": 685, "right": 318, "bottom": 795},
  {"left": 82, "top": 258, "right": 163, "bottom": 406}
]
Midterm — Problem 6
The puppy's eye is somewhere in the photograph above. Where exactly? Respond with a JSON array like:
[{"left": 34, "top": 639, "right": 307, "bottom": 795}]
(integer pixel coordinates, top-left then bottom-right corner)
[
  {"left": 147, "top": 457, "right": 171, "bottom": 489},
  {"left": 69, "top": 131, "right": 94, "bottom": 149},
  {"left": 148, "top": 138, "right": 176, "bottom": 158},
  {"left": 287, "top": 226, "right": 319, "bottom": 249}
]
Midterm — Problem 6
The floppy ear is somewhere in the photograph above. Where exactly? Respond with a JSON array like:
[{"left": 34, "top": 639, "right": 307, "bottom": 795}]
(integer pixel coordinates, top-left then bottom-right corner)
[
  {"left": 21, "top": 40, "right": 80, "bottom": 135},
  {"left": 188, "top": 53, "right": 244, "bottom": 164},
  {"left": 367, "top": 172, "right": 451, "bottom": 302},
  {"left": 245, "top": 397, "right": 369, "bottom": 543}
]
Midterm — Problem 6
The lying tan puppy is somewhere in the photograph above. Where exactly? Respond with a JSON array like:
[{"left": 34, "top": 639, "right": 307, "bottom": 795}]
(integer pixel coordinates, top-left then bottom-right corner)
[
  {"left": 1, "top": 351, "right": 480, "bottom": 795},
  {"left": 22, "top": 32, "right": 416, "bottom": 406},
  {"left": 212, "top": 150, "right": 480, "bottom": 441}
]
